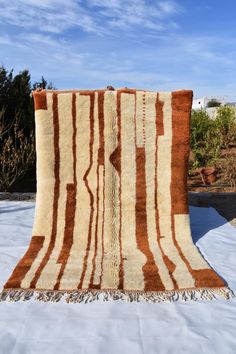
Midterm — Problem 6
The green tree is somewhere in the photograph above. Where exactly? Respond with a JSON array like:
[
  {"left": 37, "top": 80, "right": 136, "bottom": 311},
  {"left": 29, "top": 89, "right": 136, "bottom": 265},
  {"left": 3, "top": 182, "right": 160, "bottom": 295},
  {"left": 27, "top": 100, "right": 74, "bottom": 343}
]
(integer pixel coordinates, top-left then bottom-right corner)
[
  {"left": 32, "top": 76, "right": 56, "bottom": 90},
  {"left": 0, "top": 66, "right": 34, "bottom": 132},
  {"left": 0, "top": 66, "right": 56, "bottom": 192}
]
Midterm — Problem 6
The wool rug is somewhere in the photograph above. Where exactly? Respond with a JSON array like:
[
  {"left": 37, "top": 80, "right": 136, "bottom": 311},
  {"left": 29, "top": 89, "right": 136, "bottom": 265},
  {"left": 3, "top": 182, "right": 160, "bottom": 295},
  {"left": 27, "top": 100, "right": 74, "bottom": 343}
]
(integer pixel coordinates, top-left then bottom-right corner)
[{"left": 0, "top": 87, "right": 234, "bottom": 304}]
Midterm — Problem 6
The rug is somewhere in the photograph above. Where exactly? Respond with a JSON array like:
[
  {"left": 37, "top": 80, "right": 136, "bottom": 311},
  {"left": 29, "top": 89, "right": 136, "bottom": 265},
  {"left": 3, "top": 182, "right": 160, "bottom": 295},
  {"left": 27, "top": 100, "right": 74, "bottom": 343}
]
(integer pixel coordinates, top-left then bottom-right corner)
[{"left": 0, "top": 87, "right": 234, "bottom": 303}]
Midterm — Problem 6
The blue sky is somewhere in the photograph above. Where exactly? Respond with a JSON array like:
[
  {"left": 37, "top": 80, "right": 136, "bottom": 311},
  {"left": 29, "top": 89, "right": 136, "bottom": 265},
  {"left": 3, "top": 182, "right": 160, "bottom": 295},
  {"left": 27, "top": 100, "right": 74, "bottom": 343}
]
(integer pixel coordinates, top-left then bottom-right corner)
[{"left": 0, "top": 0, "right": 236, "bottom": 100}]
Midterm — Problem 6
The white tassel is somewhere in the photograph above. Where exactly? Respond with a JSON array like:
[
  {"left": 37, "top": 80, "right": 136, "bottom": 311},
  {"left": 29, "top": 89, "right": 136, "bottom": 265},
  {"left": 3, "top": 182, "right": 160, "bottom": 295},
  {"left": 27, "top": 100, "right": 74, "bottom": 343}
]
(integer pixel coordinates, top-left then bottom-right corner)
[{"left": 0, "top": 287, "right": 234, "bottom": 304}]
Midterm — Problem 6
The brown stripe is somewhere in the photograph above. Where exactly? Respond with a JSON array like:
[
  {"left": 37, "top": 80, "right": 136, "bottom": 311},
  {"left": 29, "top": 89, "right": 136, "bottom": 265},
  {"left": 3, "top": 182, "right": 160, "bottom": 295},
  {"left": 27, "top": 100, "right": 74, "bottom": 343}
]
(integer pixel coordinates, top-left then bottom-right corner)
[
  {"left": 170, "top": 90, "right": 194, "bottom": 283},
  {"left": 155, "top": 93, "right": 164, "bottom": 135},
  {"left": 98, "top": 91, "right": 105, "bottom": 165},
  {"left": 54, "top": 184, "right": 76, "bottom": 289},
  {"left": 117, "top": 91, "right": 124, "bottom": 289},
  {"left": 78, "top": 93, "right": 95, "bottom": 289},
  {"left": 4, "top": 236, "right": 45, "bottom": 289},
  {"left": 193, "top": 269, "right": 225, "bottom": 288},
  {"left": 56, "top": 184, "right": 76, "bottom": 264},
  {"left": 73, "top": 90, "right": 106, "bottom": 95},
  {"left": 171, "top": 90, "right": 192, "bottom": 215},
  {"left": 33, "top": 90, "right": 47, "bottom": 110},
  {"left": 30, "top": 92, "right": 60, "bottom": 288},
  {"left": 136, "top": 146, "right": 165, "bottom": 291},
  {"left": 109, "top": 146, "right": 120, "bottom": 173},
  {"left": 117, "top": 88, "right": 137, "bottom": 94},
  {"left": 171, "top": 90, "right": 224, "bottom": 288},
  {"left": 155, "top": 93, "right": 178, "bottom": 289},
  {"left": 54, "top": 92, "right": 77, "bottom": 290}
]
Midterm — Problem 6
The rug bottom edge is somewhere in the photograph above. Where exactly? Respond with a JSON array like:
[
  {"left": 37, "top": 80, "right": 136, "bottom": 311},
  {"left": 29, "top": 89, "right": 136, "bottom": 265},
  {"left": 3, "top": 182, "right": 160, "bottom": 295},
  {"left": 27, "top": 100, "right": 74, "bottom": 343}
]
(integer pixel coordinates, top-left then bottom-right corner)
[{"left": 0, "top": 286, "right": 235, "bottom": 304}]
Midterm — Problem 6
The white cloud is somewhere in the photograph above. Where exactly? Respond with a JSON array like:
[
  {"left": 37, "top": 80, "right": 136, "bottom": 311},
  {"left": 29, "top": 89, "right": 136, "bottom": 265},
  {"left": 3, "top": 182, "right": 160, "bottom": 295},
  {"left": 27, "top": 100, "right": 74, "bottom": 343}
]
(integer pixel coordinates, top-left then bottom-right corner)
[
  {"left": 0, "top": 0, "right": 182, "bottom": 35},
  {"left": 89, "top": 0, "right": 182, "bottom": 31},
  {"left": 1, "top": 1, "right": 235, "bottom": 99},
  {"left": 0, "top": 0, "right": 102, "bottom": 34},
  {"left": 0, "top": 34, "right": 28, "bottom": 49},
  {"left": 158, "top": 1, "right": 181, "bottom": 14}
]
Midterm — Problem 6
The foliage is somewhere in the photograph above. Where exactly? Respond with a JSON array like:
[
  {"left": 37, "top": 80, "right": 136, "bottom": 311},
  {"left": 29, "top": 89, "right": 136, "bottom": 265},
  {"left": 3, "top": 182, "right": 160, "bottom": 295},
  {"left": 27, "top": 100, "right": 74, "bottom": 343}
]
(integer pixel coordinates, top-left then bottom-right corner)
[
  {"left": 32, "top": 76, "right": 56, "bottom": 90},
  {"left": 190, "top": 106, "right": 236, "bottom": 184},
  {"left": 0, "top": 67, "right": 33, "bottom": 132},
  {"left": 0, "top": 109, "right": 35, "bottom": 192},
  {"left": 214, "top": 106, "right": 236, "bottom": 148},
  {"left": 216, "top": 154, "right": 236, "bottom": 188},
  {"left": 0, "top": 66, "right": 56, "bottom": 133},
  {"left": 0, "top": 66, "right": 56, "bottom": 192},
  {"left": 1, "top": 65, "right": 236, "bottom": 191},
  {"left": 206, "top": 99, "right": 222, "bottom": 108},
  {"left": 190, "top": 109, "right": 220, "bottom": 169}
]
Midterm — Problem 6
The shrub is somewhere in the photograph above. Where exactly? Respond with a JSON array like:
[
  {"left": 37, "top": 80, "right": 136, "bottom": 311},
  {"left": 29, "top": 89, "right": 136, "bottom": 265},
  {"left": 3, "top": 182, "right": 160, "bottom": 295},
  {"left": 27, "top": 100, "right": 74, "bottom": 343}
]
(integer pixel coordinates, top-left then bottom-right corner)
[
  {"left": 0, "top": 109, "right": 35, "bottom": 192},
  {"left": 190, "top": 109, "right": 220, "bottom": 169},
  {"left": 214, "top": 106, "right": 236, "bottom": 149},
  {"left": 189, "top": 106, "right": 236, "bottom": 188}
]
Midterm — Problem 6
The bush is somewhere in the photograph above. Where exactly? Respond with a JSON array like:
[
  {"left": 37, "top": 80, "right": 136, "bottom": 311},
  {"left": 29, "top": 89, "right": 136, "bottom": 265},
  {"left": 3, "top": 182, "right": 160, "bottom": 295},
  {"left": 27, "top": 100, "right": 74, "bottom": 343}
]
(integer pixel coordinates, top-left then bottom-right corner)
[
  {"left": 190, "top": 106, "right": 236, "bottom": 187},
  {"left": 190, "top": 109, "right": 220, "bottom": 169},
  {"left": 214, "top": 106, "right": 236, "bottom": 149}
]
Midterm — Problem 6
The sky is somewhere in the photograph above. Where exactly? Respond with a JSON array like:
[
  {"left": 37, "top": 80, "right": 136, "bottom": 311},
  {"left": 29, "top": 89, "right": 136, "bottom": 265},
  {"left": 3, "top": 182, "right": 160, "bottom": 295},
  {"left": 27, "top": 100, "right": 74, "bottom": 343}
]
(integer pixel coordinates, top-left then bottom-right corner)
[{"left": 0, "top": 0, "right": 236, "bottom": 100}]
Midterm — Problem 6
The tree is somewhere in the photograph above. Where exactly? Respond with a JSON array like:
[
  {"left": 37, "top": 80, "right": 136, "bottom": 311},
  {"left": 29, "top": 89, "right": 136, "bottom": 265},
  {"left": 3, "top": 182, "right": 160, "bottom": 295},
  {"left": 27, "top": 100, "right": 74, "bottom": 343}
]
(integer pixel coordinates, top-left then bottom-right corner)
[
  {"left": 32, "top": 76, "right": 56, "bottom": 90},
  {"left": 0, "top": 66, "right": 34, "bottom": 132},
  {"left": 0, "top": 66, "right": 56, "bottom": 191}
]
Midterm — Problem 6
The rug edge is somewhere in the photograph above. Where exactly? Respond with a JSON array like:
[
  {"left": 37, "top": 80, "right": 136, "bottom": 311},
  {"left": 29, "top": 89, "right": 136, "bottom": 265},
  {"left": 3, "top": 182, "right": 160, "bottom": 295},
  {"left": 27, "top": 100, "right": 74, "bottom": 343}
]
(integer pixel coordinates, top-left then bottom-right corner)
[{"left": 0, "top": 286, "right": 234, "bottom": 304}]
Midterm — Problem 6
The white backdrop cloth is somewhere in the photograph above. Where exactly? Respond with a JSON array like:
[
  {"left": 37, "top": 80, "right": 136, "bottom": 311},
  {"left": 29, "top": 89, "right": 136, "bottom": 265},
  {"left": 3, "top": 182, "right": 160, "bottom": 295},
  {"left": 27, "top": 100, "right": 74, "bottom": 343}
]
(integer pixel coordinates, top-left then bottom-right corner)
[{"left": 0, "top": 201, "right": 236, "bottom": 354}]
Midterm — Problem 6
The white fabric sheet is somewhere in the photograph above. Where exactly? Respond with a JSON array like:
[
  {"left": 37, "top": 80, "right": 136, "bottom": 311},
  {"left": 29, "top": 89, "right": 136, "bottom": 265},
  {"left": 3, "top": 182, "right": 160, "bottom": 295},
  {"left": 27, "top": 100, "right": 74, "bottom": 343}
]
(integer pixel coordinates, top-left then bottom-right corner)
[{"left": 0, "top": 201, "right": 236, "bottom": 354}]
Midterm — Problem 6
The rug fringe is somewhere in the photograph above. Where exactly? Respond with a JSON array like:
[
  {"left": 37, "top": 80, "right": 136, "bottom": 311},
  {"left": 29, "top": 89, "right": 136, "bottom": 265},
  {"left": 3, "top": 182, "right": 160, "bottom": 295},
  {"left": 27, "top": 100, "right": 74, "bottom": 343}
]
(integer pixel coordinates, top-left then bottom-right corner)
[{"left": 0, "top": 287, "right": 234, "bottom": 304}]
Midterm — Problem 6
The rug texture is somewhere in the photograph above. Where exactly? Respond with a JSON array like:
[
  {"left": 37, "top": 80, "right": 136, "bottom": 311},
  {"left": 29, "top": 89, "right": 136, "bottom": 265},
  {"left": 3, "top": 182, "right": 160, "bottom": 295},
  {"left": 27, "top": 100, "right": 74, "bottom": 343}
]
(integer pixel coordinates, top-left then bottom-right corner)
[{"left": 0, "top": 88, "right": 234, "bottom": 303}]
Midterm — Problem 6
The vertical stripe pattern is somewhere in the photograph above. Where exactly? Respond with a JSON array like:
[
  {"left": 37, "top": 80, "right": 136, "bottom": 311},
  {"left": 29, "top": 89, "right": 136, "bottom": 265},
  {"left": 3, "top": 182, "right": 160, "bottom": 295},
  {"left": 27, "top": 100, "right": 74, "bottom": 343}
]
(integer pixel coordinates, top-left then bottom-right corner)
[{"left": 4, "top": 88, "right": 226, "bottom": 295}]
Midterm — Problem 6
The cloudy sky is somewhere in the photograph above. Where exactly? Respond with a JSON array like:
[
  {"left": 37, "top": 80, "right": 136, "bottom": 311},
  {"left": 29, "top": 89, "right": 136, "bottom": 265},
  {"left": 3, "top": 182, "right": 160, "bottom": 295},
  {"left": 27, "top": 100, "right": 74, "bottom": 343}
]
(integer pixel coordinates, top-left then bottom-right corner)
[{"left": 0, "top": 0, "right": 236, "bottom": 100}]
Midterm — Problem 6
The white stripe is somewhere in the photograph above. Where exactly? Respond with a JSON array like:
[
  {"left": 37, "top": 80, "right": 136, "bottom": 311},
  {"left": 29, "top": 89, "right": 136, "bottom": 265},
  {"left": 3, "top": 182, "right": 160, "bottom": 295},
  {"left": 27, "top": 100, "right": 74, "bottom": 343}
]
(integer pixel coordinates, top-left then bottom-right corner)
[
  {"left": 93, "top": 165, "right": 105, "bottom": 285},
  {"left": 36, "top": 93, "right": 74, "bottom": 289},
  {"left": 174, "top": 214, "right": 211, "bottom": 270},
  {"left": 21, "top": 93, "right": 55, "bottom": 288},
  {"left": 120, "top": 92, "right": 146, "bottom": 291},
  {"left": 82, "top": 93, "right": 100, "bottom": 288},
  {"left": 101, "top": 91, "right": 120, "bottom": 289}
]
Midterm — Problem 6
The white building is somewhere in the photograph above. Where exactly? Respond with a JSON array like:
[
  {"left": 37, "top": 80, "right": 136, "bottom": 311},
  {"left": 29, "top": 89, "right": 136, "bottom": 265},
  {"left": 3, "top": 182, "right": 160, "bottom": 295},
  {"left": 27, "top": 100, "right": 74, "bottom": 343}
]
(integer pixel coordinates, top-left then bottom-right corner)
[{"left": 192, "top": 96, "right": 226, "bottom": 110}]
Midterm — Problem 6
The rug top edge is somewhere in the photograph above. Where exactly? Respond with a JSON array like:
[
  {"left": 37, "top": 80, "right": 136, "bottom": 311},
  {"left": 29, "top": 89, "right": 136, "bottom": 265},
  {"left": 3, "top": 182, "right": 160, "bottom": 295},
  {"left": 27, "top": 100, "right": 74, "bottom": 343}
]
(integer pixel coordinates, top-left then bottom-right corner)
[{"left": 31, "top": 88, "right": 193, "bottom": 95}]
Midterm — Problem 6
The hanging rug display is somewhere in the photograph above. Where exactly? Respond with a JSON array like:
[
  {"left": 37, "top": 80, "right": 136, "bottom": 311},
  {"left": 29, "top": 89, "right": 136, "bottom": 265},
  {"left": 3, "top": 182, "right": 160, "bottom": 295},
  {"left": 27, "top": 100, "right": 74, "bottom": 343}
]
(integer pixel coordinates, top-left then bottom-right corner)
[{"left": 0, "top": 87, "right": 234, "bottom": 304}]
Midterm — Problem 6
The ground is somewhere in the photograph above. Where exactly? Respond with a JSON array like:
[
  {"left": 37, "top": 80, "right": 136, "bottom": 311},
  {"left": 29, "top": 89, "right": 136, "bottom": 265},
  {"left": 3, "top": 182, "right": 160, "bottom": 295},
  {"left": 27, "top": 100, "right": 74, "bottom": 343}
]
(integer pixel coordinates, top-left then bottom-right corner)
[{"left": 0, "top": 201, "right": 236, "bottom": 353}]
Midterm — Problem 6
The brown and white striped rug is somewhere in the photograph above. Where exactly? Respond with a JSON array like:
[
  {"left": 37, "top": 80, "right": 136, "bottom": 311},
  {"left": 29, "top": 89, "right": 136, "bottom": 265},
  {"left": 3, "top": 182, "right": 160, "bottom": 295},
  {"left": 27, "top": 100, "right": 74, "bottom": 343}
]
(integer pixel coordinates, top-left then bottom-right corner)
[{"left": 0, "top": 88, "right": 234, "bottom": 303}]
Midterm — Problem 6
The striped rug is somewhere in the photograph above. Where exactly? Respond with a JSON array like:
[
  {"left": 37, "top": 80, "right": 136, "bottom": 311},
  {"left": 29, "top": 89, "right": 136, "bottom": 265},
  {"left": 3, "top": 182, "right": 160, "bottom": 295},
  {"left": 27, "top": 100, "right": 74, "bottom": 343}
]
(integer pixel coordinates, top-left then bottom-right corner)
[{"left": 0, "top": 88, "right": 234, "bottom": 303}]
